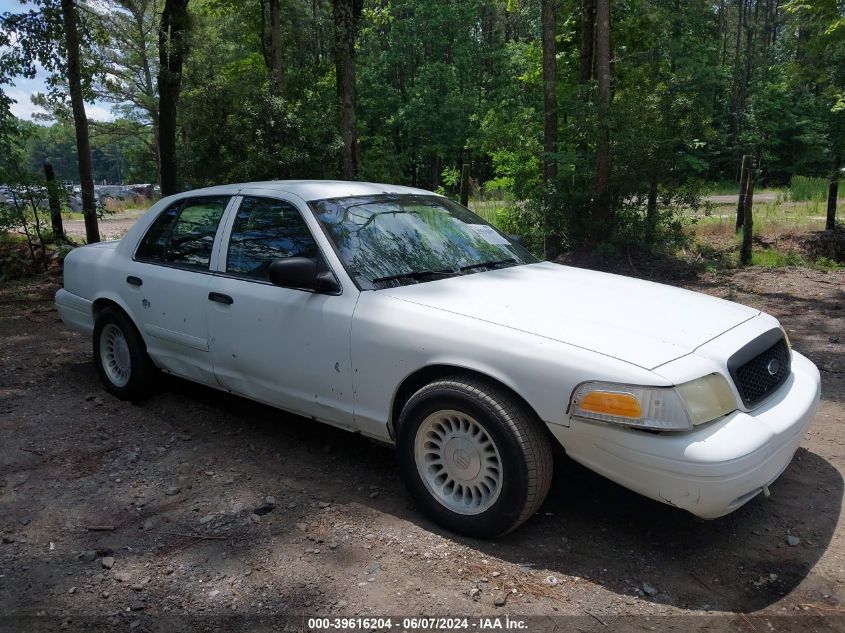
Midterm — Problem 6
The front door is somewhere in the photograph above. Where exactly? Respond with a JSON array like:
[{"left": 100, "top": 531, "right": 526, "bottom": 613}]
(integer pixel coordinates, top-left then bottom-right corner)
[{"left": 206, "top": 194, "right": 357, "bottom": 429}]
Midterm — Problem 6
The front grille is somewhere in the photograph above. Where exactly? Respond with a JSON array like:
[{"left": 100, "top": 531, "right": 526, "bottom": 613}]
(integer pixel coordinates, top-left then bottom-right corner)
[{"left": 729, "top": 335, "right": 791, "bottom": 408}]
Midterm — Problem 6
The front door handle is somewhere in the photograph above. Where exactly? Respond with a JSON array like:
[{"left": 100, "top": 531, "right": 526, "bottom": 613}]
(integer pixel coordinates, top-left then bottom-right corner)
[
  {"left": 126, "top": 276, "right": 143, "bottom": 287},
  {"left": 208, "top": 292, "right": 234, "bottom": 305}
]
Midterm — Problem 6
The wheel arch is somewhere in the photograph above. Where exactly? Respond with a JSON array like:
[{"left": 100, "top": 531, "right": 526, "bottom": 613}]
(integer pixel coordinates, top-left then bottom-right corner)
[
  {"left": 389, "top": 364, "right": 549, "bottom": 442},
  {"left": 92, "top": 296, "right": 148, "bottom": 348},
  {"left": 92, "top": 295, "right": 133, "bottom": 321}
]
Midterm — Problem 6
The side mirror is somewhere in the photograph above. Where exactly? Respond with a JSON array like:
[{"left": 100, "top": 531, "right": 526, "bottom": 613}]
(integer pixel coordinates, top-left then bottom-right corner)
[{"left": 268, "top": 257, "right": 339, "bottom": 293}]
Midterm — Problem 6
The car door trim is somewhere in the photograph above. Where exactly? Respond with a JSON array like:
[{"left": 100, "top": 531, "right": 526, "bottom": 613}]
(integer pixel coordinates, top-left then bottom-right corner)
[{"left": 143, "top": 323, "right": 209, "bottom": 352}]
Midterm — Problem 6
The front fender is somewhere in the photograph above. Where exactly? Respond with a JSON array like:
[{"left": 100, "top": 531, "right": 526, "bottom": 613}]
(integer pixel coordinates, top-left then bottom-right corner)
[{"left": 350, "top": 293, "right": 665, "bottom": 442}]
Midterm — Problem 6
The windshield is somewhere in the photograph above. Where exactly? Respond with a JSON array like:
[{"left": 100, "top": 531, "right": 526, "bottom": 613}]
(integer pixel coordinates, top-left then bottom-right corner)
[{"left": 310, "top": 194, "right": 537, "bottom": 289}]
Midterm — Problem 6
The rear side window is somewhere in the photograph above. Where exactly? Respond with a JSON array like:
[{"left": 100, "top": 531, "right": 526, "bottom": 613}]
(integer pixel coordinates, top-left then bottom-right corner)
[
  {"left": 226, "top": 196, "right": 320, "bottom": 280},
  {"left": 136, "top": 196, "right": 229, "bottom": 270},
  {"left": 136, "top": 205, "right": 179, "bottom": 261}
]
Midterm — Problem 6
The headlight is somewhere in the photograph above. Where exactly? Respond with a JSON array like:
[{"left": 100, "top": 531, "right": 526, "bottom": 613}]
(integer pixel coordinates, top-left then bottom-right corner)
[{"left": 569, "top": 373, "right": 736, "bottom": 431}]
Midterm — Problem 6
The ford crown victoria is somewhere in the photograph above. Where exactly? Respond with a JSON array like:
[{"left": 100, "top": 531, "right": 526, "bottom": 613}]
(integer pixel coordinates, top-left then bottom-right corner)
[{"left": 55, "top": 181, "right": 821, "bottom": 537}]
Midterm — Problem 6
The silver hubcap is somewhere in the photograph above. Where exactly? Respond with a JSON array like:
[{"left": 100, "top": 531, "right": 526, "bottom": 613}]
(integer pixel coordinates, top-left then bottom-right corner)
[
  {"left": 100, "top": 323, "right": 131, "bottom": 388},
  {"left": 415, "top": 410, "right": 503, "bottom": 515}
]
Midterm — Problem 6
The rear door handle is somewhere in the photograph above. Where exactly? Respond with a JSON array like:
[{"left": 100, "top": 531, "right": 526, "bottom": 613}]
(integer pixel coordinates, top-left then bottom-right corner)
[
  {"left": 208, "top": 292, "right": 234, "bottom": 305},
  {"left": 126, "top": 276, "right": 143, "bottom": 287}
]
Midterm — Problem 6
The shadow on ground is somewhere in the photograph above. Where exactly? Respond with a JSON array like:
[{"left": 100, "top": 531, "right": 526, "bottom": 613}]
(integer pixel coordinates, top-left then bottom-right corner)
[
  {"left": 146, "top": 374, "right": 843, "bottom": 614},
  {"left": 482, "top": 449, "right": 841, "bottom": 612}
]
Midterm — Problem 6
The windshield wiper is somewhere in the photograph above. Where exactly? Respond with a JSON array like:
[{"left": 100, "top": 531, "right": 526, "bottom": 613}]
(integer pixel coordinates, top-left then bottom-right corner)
[
  {"left": 371, "top": 269, "right": 459, "bottom": 284},
  {"left": 459, "top": 258, "right": 517, "bottom": 273}
]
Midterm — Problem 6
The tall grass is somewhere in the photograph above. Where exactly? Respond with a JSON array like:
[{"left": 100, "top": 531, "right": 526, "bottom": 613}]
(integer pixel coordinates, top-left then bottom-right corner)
[
  {"left": 103, "top": 195, "right": 155, "bottom": 213},
  {"left": 693, "top": 197, "right": 828, "bottom": 238},
  {"left": 751, "top": 249, "right": 805, "bottom": 267},
  {"left": 789, "top": 176, "right": 828, "bottom": 202},
  {"left": 469, "top": 199, "right": 507, "bottom": 227},
  {"left": 706, "top": 180, "right": 743, "bottom": 196}
]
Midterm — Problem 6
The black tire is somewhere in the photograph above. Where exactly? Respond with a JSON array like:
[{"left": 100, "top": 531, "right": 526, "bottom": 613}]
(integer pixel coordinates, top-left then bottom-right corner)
[
  {"left": 93, "top": 306, "right": 157, "bottom": 401},
  {"left": 396, "top": 376, "right": 553, "bottom": 538}
]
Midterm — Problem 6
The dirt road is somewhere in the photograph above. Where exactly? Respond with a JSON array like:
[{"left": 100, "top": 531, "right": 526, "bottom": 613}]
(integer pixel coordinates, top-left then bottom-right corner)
[
  {"left": 64, "top": 211, "right": 146, "bottom": 241},
  {"left": 0, "top": 268, "right": 843, "bottom": 631},
  {"left": 705, "top": 193, "right": 780, "bottom": 205}
]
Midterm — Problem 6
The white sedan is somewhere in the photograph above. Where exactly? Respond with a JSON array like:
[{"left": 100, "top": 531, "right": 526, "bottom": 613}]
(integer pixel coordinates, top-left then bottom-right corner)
[{"left": 56, "top": 181, "right": 821, "bottom": 537}]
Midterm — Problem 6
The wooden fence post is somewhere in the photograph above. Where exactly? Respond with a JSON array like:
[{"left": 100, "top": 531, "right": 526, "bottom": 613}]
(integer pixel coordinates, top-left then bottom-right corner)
[
  {"left": 740, "top": 160, "right": 756, "bottom": 265},
  {"left": 44, "top": 163, "right": 65, "bottom": 242},
  {"left": 735, "top": 154, "right": 750, "bottom": 233},
  {"left": 827, "top": 157, "right": 840, "bottom": 231},
  {"left": 460, "top": 163, "right": 470, "bottom": 207}
]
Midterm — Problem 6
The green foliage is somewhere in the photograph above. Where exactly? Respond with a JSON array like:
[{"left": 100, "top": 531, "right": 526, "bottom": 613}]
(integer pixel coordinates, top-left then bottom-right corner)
[
  {"left": 812, "top": 256, "right": 844, "bottom": 271},
  {"left": 175, "top": 1, "right": 341, "bottom": 184},
  {"left": 751, "top": 249, "right": 805, "bottom": 267},
  {"left": 748, "top": 247, "right": 842, "bottom": 270},
  {"left": 0, "top": 0, "right": 105, "bottom": 110},
  {"left": 1, "top": 0, "right": 842, "bottom": 264},
  {"left": 440, "top": 166, "right": 461, "bottom": 189},
  {"left": 7, "top": 118, "right": 157, "bottom": 185},
  {"left": 790, "top": 175, "right": 830, "bottom": 201},
  {"left": 0, "top": 124, "right": 55, "bottom": 275}
]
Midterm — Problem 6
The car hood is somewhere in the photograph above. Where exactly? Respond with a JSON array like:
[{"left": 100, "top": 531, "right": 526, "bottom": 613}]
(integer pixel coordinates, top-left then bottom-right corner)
[{"left": 380, "top": 262, "right": 759, "bottom": 370}]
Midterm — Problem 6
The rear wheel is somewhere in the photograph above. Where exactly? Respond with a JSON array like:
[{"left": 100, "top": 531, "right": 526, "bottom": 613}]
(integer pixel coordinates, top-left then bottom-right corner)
[
  {"left": 396, "top": 376, "right": 553, "bottom": 538},
  {"left": 93, "top": 306, "right": 156, "bottom": 401}
]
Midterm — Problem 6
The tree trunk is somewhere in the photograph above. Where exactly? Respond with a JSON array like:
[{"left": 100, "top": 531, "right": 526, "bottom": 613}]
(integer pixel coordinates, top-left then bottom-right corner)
[
  {"left": 646, "top": 178, "right": 658, "bottom": 241},
  {"left": 542, "top": 0, "right": 560, "bottom": 257},
  {"left": 828, "top": 157, "right": 840, "bottom": 231},
  {"left": 737, "top": 0, "right": 758, "bottom": 128},
  {"left": 259, "top": 0, "right": 269, "bottom": 68},
  {"left": 770, "top": 0, "right": 779, "bottom": 46},
  {"left": 542, "top": 0, "right": 557, "bottom": 183},
  {"left": 60, "top": 0, "right": 99, "bottom": 244},
  {"left": 132, "top": 3, "right": 161, "bottom": 183},
  {"left": 579, "top": 0, "right": 595, "bottom": 83},
  {"left": 333, "top": 0, "right": 362, "bottom": 180},
  {"left": 429, "top": 155, "right": 440, "bottom": 191},
  {"left": 741, "top": 161, "right": 755, "bottom": 265},
  {"left": 44, "top": 163, "right": 65, "bottom": 242},
  {"left": 592, "top": 0, "right": 611, "bottom": 229},
  {"left": 730, "top": 0, "right": 747, "bottom": 147},
  {"left": 762, "top": 0, "right": 772, "bottom": 52},
  {"left": 460, "top": 163, "right": 470, "bottom": 207},
  {"left": 158, "top": 0, "right": 190, "bottom": 197},
  {"left": 735, "top": 154, "right": 751, "bottom": 232},
  {"left": 270, "top": 0, "right": 283, "bottom": 95}
]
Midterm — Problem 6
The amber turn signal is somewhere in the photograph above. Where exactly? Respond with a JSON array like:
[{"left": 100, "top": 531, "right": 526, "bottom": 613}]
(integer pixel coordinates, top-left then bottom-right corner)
[{"left": 578, "top": 391, "right": 643, "bottom": 419}]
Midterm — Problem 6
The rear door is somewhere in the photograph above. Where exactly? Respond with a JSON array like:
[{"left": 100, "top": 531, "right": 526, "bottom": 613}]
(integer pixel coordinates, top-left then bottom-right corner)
[
  {"left": 206, "top": 192, "right": 358, "bottom": 429},
  {"left": 127, "top": 195, "right": 232, "bottom": 384}
]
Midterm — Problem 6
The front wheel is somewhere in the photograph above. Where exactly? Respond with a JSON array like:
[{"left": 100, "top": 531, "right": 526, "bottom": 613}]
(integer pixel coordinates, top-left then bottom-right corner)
[
  {"left": 396, "top": 377, "right": 553, "bottom": 538},
  {"left": 93, "top": 306, "right": 156, "bottom": 401}
]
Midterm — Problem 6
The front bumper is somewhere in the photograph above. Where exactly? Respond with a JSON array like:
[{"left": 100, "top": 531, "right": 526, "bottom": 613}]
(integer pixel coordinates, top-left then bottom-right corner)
[{"left": 549, "top": 351, "right": 821, "bottom": 518}]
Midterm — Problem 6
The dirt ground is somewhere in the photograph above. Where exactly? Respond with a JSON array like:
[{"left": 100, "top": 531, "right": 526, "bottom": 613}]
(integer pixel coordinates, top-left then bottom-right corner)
[
  {"left": 1, "top": 266, "right": 844, "bottom": 632},
  {"left": 63, "top": 211, "right": 146, "bottom": 241}
]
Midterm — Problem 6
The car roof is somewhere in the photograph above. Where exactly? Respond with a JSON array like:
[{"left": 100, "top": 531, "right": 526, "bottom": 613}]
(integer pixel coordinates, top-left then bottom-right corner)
[{"left": 178, "top": 180, "right": 439, "bottom": 203}]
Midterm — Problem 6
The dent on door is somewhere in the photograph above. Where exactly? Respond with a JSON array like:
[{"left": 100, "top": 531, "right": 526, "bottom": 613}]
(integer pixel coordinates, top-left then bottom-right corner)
[{"left": 206, "top": 281, "right": 357, "bottom": 429}]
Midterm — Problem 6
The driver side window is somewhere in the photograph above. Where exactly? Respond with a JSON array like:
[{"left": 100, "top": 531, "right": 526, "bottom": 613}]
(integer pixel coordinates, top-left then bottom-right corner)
[{"left": 226, "top": 196, "right": 320, "bottom": 281}]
